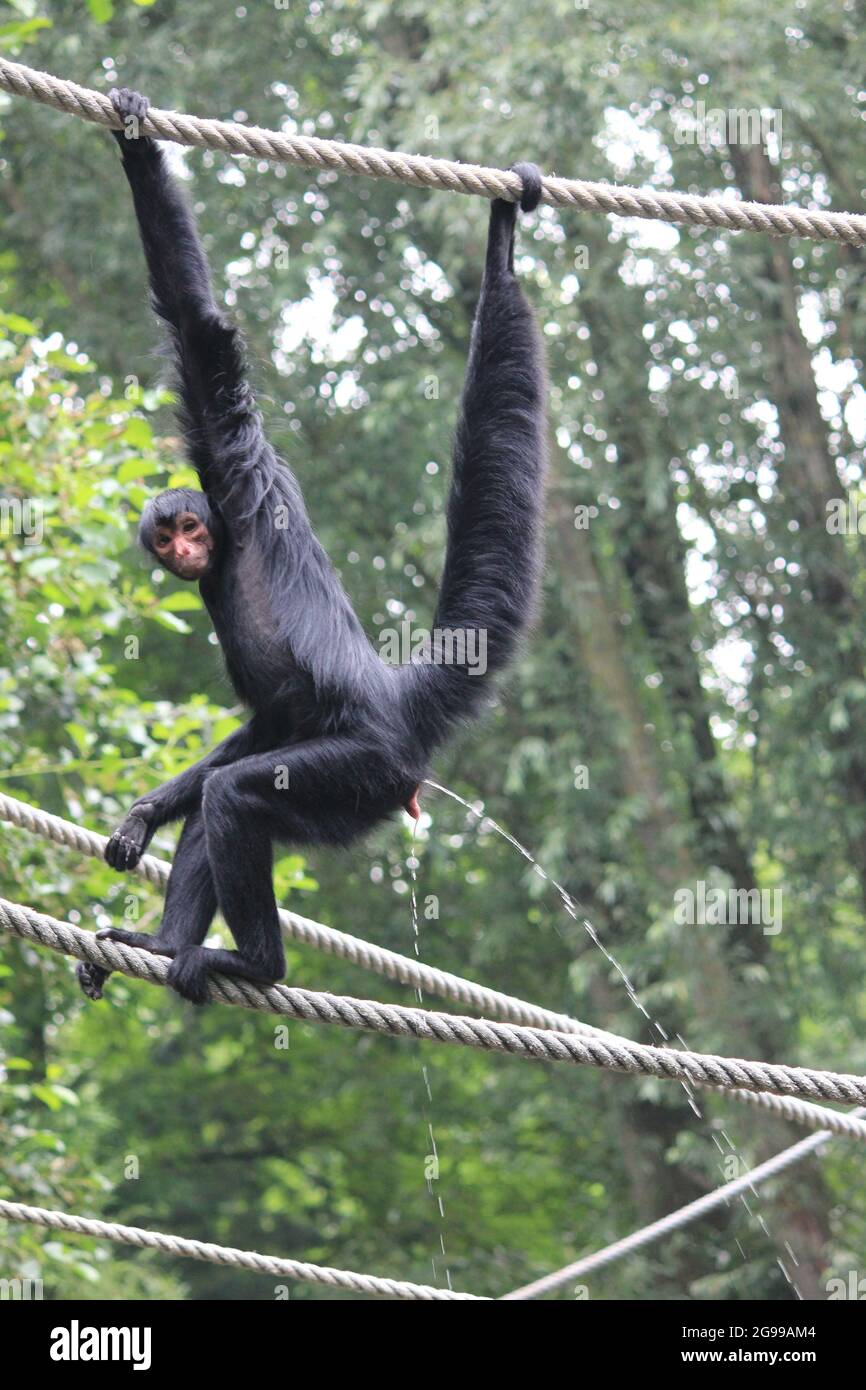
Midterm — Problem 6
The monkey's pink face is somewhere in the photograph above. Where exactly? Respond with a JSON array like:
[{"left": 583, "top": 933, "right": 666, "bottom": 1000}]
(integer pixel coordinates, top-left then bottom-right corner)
[{"left": 152, "top": 511, "right": 215, "bottom": 580}]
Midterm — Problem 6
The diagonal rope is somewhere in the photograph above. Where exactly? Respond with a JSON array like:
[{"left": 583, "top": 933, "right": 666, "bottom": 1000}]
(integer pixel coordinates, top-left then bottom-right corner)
[
  {"left": 714, "top": 1085, "right": 866, "bottom": 1141},
  {"left": 1, "top": 55, "right": 865, "bottom": 246},
  {"left": 2, "top": 791, "right": 866, "bottom": 1138},
  {"left": 502, "top": 1110, "right": 864, "bottom": 1299},
  {"left": 3, "top": 893, "right": 866, "bottom": 1106},
  {"left": 0, "top": 1198, "right": 485, "bottom": 1300}
]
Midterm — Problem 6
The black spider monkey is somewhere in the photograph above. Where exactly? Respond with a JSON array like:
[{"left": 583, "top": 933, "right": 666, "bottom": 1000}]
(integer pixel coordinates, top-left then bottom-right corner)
[{"left": 78, "top": 88, "right": 547, "bottom": 1006}]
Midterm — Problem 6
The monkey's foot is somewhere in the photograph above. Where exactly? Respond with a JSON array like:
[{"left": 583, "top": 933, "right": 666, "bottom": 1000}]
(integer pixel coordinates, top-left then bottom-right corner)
[
  {"left": 166, "top": 947, "right": 213, "bottom": 1007},
  {"left": 77, "top": 961, "right": 110, "bottom": 1001},
  {"left": 166, "top": 945, "right": 282, "bottom": 1007},
  {"left": 95, "top": 927, "right": 175, "bottom": 956}
]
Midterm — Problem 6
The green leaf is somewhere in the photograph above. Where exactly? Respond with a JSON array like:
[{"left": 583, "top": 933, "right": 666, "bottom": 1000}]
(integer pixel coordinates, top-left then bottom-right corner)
[
  {"left": 46, "top": 350, "right": 92, "bottom": 373},
  {"left": 167, "top": 468, "right": 199, "bottom": 490},
  {"left": 158, "top": 591, "right": 203, "bottom": 612},
  {"left": 0, "top": 310, "right": 38, "bottom": 334},
  {"left": 22, "top": 556, "right": 60, "bottom": 578},
  {"left": 118, "top": 456, "right": 163, "bottom": 483},
  {"left": 64, "top": 722, "right": 93, "bottom": 754},
  {"left": 124, "top": 417, "right": 154, "bottom": 449},
  {"left": 151, "top": 609, "right": 193, "bottom": 634},
  {"left": 0, "top": 18, "right": 52, "bottom": 50},
  {"left": 31, "top": 1084, "right": 63, "bottom": 1111}
]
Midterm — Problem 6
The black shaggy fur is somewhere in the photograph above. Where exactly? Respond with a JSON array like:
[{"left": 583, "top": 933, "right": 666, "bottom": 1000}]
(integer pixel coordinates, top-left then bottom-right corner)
[{"left": 81, "top": 89, "right": 547, "bottom": 1006}]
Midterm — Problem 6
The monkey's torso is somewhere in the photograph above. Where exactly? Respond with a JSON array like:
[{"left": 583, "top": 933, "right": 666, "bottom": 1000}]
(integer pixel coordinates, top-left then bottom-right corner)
[{"left": 199, "top": 517, "right": 409, "bottom": 748}]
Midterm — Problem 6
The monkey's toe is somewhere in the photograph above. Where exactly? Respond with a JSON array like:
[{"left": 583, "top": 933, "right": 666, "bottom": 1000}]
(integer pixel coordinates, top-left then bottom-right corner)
[
  {"left": 77, "top": 961, "right": 109, "bottom": 1001},
  {"left": 511, "top": 162, "right": 543, "bottom": 213},
  {"left": 96, "top": 927, "right": 172, "bottom": 955}
]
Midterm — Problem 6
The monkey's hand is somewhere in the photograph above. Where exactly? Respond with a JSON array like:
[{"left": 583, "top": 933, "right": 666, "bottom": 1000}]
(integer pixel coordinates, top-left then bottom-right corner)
[
  {"left": 77, "top": 961, "right": 110, "bottom": 1001},
  {"left": 104, "top": 801, "right": 157, "bottom": 872},
  {"left": 109, "top": 88, "right": 152, "bottom": 152}
]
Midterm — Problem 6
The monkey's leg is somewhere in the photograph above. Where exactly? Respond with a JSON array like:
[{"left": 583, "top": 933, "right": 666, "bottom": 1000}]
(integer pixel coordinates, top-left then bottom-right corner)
[
  {"left": 166, "top": 737, "right": 389, "bottom": 1004},
  {"left": 79, "top": 810, "right": 217, "bottom": 1000}
]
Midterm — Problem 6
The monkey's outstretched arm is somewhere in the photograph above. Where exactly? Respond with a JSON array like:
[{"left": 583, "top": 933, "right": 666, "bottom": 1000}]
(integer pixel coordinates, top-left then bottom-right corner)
[
  {"left": 110, "top": 88, "right": 273, "bottom": 513},
  {"left": 110, "top": 89, "right": 219, "bottom": 334}
]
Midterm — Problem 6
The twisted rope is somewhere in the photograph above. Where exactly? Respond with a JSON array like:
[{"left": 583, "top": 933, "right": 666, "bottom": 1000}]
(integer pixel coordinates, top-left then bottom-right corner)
[
  {"left": 0, "top": 1198, "right": 484, "bottom": 1300},
  {"left": 1, "top": 56, "right": 865, "bottom": 245},
  {"left": 503, "top": 1112, "right": 863, "bottom": 1299},
  {"left": 716, "top": 1086, "right": 866, "bottom": 1141},
  {"left": 3, "top": 894, "right": 866, "bottom": 1106},
  {"left": 3, "top": 792, "right": 866, "bottom": 1137}
]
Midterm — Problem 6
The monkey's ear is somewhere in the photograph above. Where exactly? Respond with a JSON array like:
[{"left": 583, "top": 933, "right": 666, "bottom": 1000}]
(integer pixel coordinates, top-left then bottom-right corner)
[{"left": 511, "top": 162, "right": 543, "bottom": 214}]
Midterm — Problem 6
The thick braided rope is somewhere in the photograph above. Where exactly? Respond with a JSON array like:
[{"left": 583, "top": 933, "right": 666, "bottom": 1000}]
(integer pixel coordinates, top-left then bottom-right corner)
[
  {"left": 1, "top": 56, "right": 865, "bottom": 246},
  {"left": 3, "top": 895, "right": 866, "bottom": 1107},
  {"left": 0, "top": 1198, "right": 483, "bottom": 1300},
  {"left": 502, "top": 1112, "right": 863, "bottom": 1299},
  {"left": 3, "top": 792, "right": 866, "bottom": 1137}
]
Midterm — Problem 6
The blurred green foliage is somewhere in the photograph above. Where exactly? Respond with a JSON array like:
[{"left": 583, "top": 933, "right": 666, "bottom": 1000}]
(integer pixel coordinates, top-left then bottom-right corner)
[{"left": 1, "top": 0, "right": 866, "bottom": 1302}]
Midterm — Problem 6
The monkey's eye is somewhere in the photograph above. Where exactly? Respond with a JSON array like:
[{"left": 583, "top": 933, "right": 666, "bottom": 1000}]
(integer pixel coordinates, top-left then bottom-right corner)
[
  {"left": 156, "top": 535, "right": 172, "bottom": 548},
  {"left": 182, "top": 520, "right": 198, "bottom": 534}
]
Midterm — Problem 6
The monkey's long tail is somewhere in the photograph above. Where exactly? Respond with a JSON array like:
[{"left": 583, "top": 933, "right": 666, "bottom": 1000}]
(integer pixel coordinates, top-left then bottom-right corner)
[{"left": 401, "top": 259, "right": 548, "bottom": 754}]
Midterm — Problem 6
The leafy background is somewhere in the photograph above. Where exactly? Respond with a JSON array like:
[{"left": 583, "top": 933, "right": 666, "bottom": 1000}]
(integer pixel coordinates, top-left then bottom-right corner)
[{"left": 0, "top": 0, "right": 865, "bottom": 1301}]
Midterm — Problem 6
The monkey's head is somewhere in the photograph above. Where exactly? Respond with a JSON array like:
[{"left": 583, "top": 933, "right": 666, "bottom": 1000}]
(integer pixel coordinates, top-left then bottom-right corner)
[{"left": 138, "top": 487, "right": 220, "bottom": 581}]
